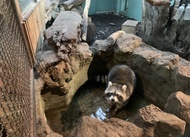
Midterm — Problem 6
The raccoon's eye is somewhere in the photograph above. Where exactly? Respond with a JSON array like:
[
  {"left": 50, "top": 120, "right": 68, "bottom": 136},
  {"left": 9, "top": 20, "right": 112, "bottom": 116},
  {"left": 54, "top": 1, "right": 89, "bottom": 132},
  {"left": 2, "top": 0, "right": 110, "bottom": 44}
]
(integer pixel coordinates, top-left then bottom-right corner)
[
  {"left": 117, "top": 95, "right": 123, "bottom": 101},
  {"left": 106, "top": 93, "right": 112, "bottom": 97},
  {"left": 105, "top": 93, "right": 110, "bottom": 97}
]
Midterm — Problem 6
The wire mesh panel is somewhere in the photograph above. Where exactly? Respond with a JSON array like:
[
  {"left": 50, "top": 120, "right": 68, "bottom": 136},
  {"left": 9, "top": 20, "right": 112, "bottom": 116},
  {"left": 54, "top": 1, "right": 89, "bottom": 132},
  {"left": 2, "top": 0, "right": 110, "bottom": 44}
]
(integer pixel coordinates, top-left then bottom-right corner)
[{"left": 0, "top": 0, "right": 35, "bottom": 136}]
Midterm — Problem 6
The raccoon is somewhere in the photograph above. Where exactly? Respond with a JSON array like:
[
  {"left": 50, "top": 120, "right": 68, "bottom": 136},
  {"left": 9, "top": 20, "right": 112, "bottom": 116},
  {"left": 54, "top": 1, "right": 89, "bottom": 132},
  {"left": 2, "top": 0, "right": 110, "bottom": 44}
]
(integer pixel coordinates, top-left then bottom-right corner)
[{"left": 104, "top": 64, "right": 136, "bottom": 115}]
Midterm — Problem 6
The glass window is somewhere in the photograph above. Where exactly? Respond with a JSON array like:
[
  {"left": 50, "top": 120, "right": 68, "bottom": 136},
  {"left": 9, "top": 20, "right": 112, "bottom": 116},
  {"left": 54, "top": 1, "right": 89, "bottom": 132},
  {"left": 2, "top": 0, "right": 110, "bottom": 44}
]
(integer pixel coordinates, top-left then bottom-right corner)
[{"left": 18, "top": 0, "right": 35, "bottom": 13}]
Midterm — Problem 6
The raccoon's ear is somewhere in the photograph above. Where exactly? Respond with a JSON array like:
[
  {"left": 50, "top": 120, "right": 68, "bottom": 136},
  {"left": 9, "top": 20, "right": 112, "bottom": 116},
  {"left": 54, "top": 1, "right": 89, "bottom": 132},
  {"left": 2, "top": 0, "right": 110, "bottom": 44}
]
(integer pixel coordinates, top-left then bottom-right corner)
[
  {"left": 108, "top": 81, "right": 112, "bottom": 87},
  {"left": 122, "top": 85, "right": 127, "bottom": 91}
]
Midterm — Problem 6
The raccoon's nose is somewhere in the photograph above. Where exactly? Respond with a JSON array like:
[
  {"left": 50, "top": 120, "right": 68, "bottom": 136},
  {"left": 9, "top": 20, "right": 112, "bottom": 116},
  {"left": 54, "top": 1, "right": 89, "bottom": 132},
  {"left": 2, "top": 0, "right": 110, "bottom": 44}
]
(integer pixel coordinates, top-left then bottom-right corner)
[{"left": 111, "top": 98, "right": 115, "bottom": 102}]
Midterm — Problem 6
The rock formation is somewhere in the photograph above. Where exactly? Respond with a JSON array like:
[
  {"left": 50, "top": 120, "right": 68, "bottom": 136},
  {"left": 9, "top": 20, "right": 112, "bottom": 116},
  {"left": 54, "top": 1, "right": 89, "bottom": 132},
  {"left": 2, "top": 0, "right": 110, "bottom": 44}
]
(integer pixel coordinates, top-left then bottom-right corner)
[
  {"left": 164, "top": 91, "right": 190, "bottom": 137},
  {"left": 35, "top": 9, "right": 93, "bottom": 136},
  {"left": 91, "top": 33, "right": 190, "bottom": 108},
  {"left": 38, "top": 1, "right": 190, "bottom": 136},
  {"left": 35, "top": 77, "right": 62, "bottom": 137},
  {"left": 68, "top": 104, "right": 186, "bottom": 137},
  {"left": 141, "top": 0, "right": 190, "bottom": 60},
  {"left": 36, "top": 11, "right": 92, "bottom": 110},
  {"left": 129, "top": 104, "right": 186, "bottom": 137},
  {"left": 145, "top": 0, "right": 170, "bottom": 6},
  {"left": 70, "top": 116, "right": 143, "bottom": 137}
]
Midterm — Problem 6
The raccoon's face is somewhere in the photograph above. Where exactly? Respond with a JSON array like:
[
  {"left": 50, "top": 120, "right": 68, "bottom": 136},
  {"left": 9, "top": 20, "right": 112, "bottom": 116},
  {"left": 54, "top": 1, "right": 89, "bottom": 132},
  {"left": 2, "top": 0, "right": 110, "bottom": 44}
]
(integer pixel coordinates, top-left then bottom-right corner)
[{"left": 104, "top": 81, "right": 127, "bottom": 105}]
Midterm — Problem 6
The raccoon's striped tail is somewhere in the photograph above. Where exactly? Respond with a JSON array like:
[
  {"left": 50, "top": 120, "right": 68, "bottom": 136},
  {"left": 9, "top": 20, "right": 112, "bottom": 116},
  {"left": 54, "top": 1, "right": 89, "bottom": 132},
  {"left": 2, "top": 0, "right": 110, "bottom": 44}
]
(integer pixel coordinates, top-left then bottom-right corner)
[{"left": 93, "top": 75, "right": 108, "bottom": 84}]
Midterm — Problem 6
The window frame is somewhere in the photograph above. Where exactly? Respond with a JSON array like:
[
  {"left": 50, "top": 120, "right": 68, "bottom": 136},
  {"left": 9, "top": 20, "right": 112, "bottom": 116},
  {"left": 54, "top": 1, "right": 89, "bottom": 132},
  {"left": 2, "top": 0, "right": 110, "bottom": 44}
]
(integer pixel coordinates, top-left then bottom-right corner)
[{"left": 14, "top": 0, "right": 45, "bottom": 66}]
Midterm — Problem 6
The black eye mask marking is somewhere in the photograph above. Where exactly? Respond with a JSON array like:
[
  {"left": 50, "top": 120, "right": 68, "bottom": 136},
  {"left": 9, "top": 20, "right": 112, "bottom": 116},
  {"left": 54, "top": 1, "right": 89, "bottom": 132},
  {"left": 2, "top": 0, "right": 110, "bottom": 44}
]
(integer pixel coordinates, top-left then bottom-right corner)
[
  {"left": 106, "top": 92, "right": 114, "bottom": 97},
  {"left": 116, "top": 94, "right": 123, "bottom": 101}
]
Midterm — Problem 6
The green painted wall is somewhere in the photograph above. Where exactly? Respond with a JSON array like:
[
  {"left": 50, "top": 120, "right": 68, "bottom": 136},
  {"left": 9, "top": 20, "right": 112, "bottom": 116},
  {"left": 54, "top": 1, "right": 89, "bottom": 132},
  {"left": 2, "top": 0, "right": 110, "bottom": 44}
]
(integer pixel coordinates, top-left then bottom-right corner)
[
  {"left": 127, "top": 0, "right": 142, "bottom": 21},
  {"left": 88, "top": 0, "right": 116, "bottom": 15},
  {"left": 87, "top": 0, "right": 142, "bottom": 21}
]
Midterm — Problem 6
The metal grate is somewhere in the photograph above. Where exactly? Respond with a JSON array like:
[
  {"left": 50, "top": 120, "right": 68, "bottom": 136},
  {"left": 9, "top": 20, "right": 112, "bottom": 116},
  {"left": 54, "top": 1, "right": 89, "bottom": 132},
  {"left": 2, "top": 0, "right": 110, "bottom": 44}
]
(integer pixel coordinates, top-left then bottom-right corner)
[{"left": 0, "top": 0, "right": 35, "bottom": 137}]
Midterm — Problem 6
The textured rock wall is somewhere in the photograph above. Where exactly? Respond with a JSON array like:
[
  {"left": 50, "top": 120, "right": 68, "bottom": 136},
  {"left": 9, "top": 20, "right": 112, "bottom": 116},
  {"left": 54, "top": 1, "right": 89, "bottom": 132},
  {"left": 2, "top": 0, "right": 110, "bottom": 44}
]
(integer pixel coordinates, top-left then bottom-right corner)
[
  {"left": 141, "top": 0, "right": 190, "bottom": 60},
  {"left": 36, "top": 11, "right": 92, "bottom": 110},
  {"left": 91, "top": 33, "right": 190, "bottom": 108},
  {"left": 130, "top": 104, "right": 186, "bottom": 137},
  {"left": 113, "top": 35, "right": 190, "bottom": 108},
  {"left": 164, "top": 91, "right": 190, "bottom": 137},
  {"left": 69, "top": 105, "right": 186, "bottom": 137},
  {"left": 35, "top": 78, "right": 62, "bottom": 137}
]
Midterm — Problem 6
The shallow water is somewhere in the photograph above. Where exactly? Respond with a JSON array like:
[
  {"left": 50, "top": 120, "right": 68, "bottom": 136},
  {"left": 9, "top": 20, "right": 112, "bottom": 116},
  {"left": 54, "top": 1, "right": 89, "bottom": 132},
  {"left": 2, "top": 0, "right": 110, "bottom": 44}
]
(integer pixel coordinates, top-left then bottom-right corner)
[{"left": 45, "top": 81, "right": 150, "bottom": 135}]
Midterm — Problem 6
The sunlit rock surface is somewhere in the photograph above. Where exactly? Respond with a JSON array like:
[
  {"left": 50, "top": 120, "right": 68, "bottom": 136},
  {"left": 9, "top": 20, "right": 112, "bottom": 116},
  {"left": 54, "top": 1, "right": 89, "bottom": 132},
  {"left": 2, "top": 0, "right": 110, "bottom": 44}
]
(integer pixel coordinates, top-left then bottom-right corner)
[
  {"left": 164, "top": 91, "right": 190, "bottom": 137},
  {"left": 129, "top": 104, "right": 186, "bottom": 137},
  {"left": 70, "top": 116, "right": 143, "bottom": 137},
  {"left": 165, "top": 91, "right": 190, "bottom": 123}
]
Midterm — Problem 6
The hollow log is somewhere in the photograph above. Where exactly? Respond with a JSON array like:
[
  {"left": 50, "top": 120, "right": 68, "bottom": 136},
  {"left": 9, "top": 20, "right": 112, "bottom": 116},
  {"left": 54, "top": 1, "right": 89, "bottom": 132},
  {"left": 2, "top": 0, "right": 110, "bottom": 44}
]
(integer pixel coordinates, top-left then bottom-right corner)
[
  {"left": 145, "top": 0, "right": 170, "bottom": 6},
  {"left": 107, "top": 30, "right": 125, "bottom": 45},
  {"left": 82, "top": 0, "right": 91, "bottom": 41}
]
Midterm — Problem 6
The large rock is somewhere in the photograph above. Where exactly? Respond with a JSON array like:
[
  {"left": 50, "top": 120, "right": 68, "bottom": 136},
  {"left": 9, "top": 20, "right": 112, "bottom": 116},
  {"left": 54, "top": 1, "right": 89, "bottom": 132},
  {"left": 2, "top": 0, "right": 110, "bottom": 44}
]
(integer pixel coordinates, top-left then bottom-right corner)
[
  {"left": 129, "top": 104, "right": 186, "bottom": 137},
  {"left": 141, "top": 0, "right": 190, "bottom": 60},
  {"left": 45, "top": 11, "right": 82, "bottom": 46},
  {"left": 67, "top": 105, "right": 186, "bottom": 137},
  {"left": 164, "top": 91, "right": 190, "bottom": 137},
  {"left": 37, "top": 10, "right": 92, "bottom": 110},
  {"left": 144, "top": 0, "right": 170, "bottom": 6},
  {"left": 164, "top": 91, "right": 190, "bottom": 123},
  {"left": 70, "top": 116, "right": 143, "bottom": 137},
  {"left": 113, "top": 34, "right": 190, "bottom": 107},
  {"left": 36, "top": 42, "right": 92, "bottom": 110},
  {"left": 92, "top": 33, "right": 190, "bottom": 108},
  {"left": 115, "top": 33, "right": 142, "bottom": 54}
]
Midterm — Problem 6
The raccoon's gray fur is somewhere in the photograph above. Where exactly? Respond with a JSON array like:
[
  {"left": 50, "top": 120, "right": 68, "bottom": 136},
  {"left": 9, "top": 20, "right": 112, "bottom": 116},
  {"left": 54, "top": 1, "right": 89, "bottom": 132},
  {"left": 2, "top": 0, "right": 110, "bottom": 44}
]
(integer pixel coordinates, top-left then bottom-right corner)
[{"left": 104, "top": 64, "right": 136, "bottom": 114}]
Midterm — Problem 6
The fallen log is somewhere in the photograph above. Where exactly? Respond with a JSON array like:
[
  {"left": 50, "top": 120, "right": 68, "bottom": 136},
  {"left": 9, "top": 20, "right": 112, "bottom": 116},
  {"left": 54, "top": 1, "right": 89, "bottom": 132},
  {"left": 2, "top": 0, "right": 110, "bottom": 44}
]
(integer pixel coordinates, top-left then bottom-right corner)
[
  {"left": 145, "top": 0, "right": 170, "bottom": 6},
  {"left": 107, "top": 30, "right": 125, "bottom": 45}
]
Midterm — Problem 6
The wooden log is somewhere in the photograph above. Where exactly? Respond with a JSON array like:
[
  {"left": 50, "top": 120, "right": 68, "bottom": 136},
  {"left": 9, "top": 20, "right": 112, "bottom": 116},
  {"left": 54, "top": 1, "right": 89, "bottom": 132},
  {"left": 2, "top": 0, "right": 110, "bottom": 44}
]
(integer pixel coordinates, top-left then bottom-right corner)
[
  {"left": 145, "top": 0, "right": 170, "bottom": 6},
  {"left": 107, "top": 30, "right": 125, "bottom": 45},
  {"left": 82, "top": 0, "right": 91, "bottom": 41}
]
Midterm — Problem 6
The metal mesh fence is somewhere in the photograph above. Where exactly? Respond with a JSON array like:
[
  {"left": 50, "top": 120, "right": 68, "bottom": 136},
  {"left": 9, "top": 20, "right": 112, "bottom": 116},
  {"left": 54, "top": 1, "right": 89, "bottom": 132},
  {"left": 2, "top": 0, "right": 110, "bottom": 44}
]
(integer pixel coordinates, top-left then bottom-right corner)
[{"left": 0, "top": 0, "right": 35, "bottom": 137}]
